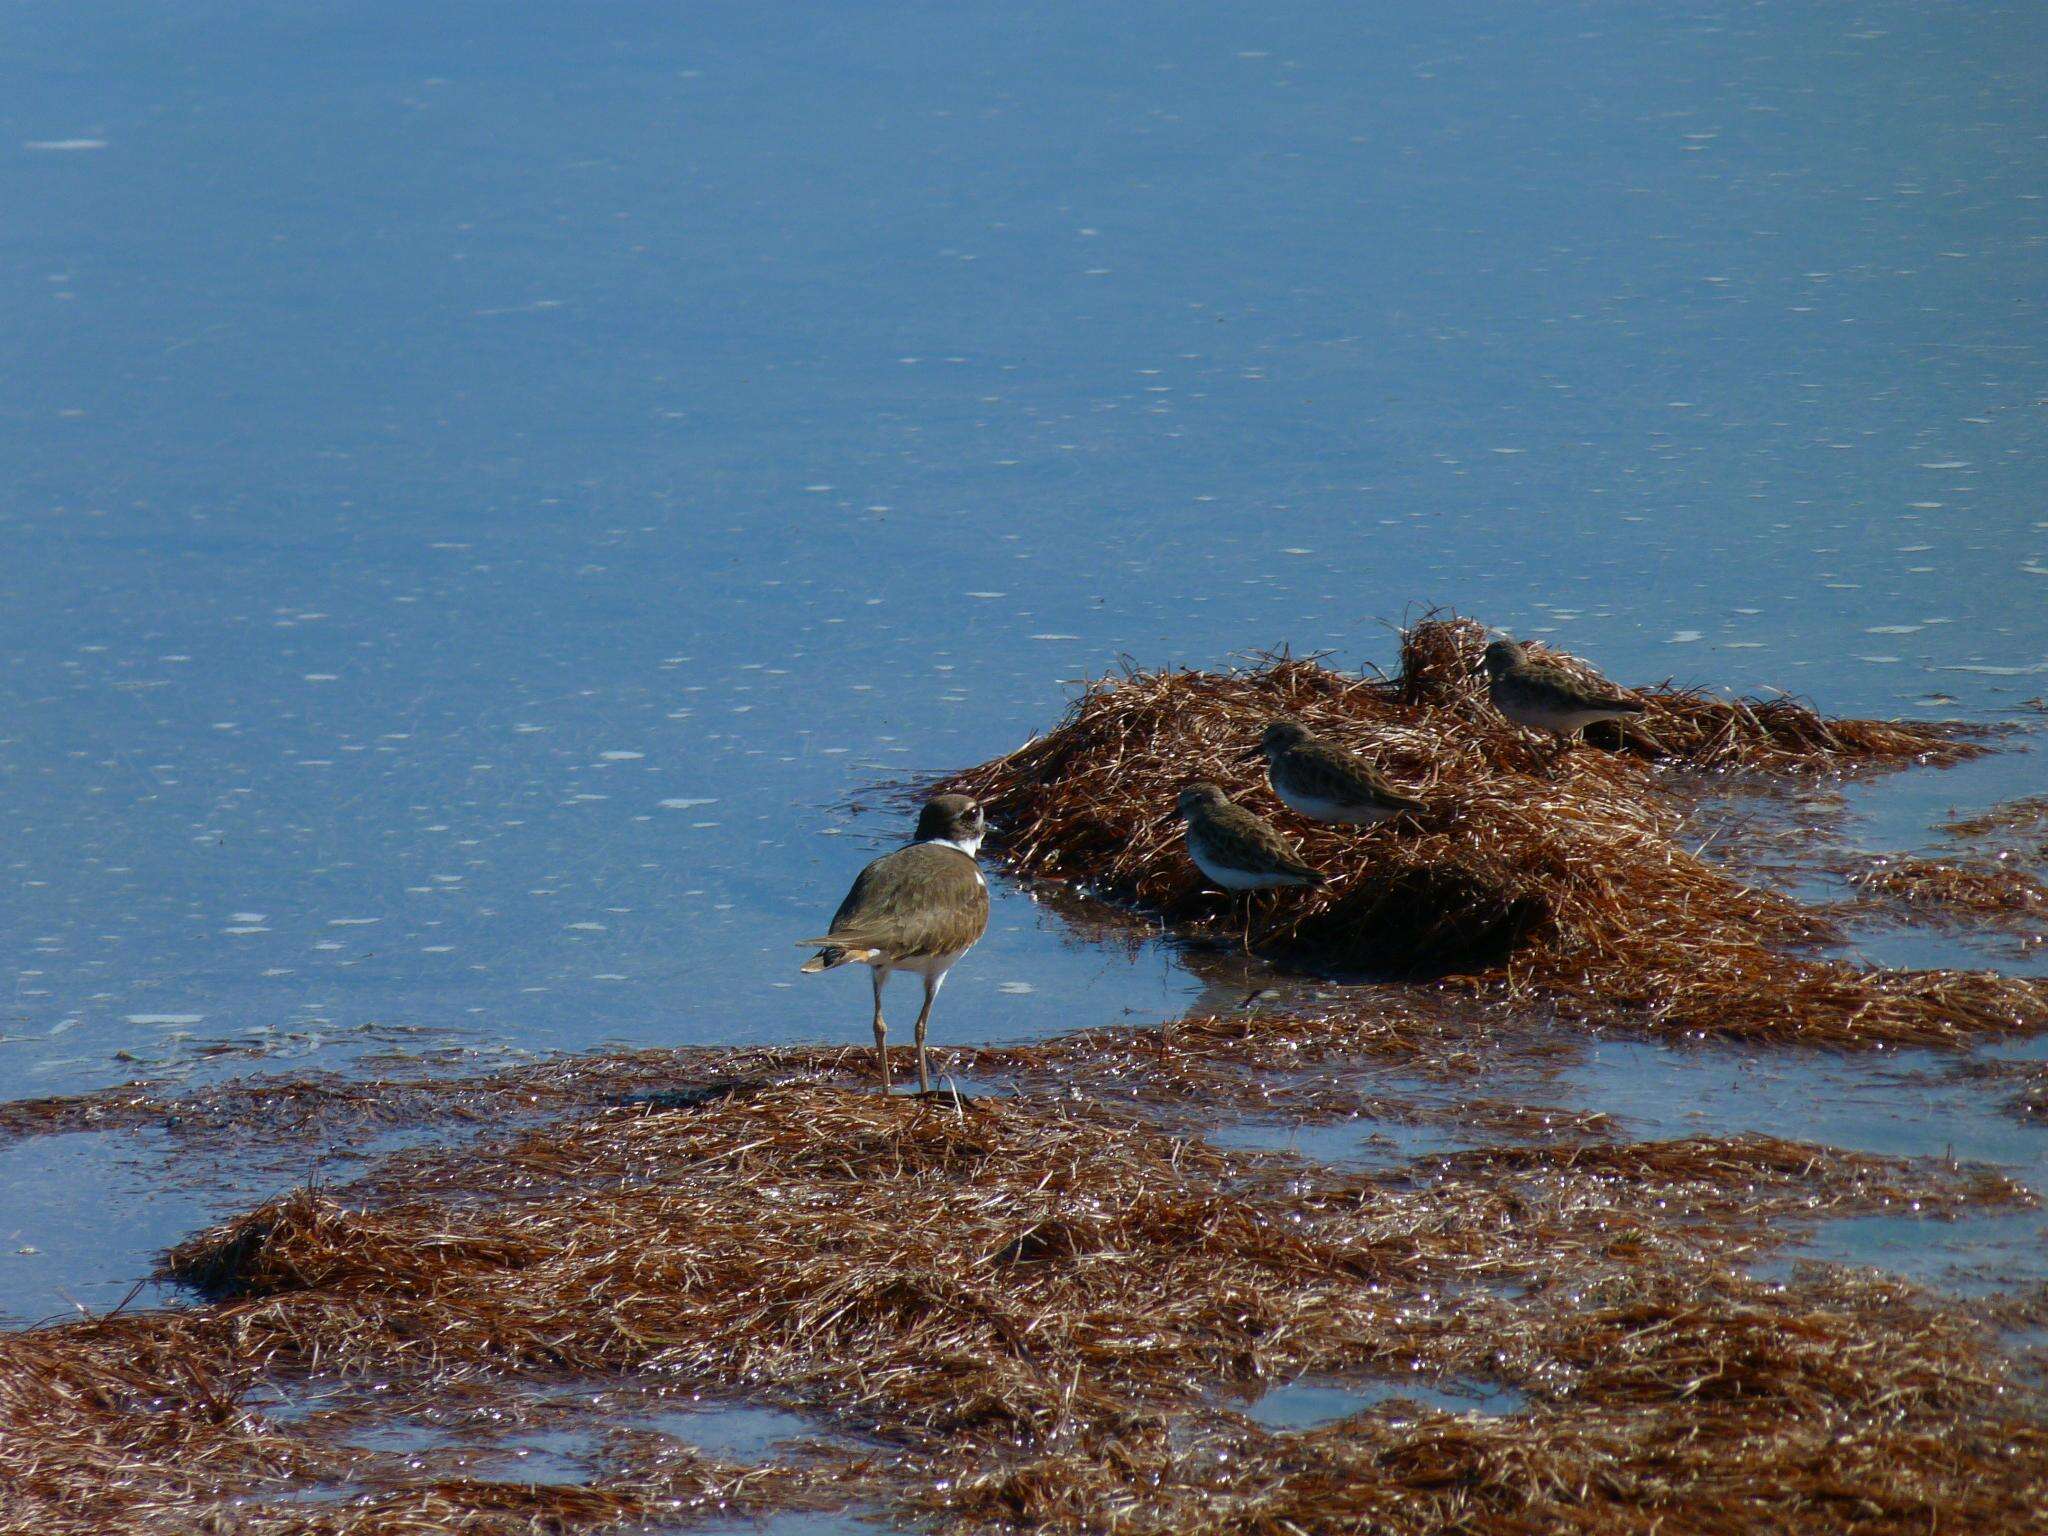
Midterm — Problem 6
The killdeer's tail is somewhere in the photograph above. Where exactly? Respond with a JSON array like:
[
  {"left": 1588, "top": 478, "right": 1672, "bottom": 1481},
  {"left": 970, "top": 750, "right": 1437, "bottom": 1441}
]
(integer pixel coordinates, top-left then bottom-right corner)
[{"left": 796, "top": 938, "right": 882, "bottom": 973}]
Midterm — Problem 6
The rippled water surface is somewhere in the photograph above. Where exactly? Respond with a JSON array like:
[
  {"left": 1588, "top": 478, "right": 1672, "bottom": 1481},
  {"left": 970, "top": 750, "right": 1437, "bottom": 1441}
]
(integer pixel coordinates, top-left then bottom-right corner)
[{"left": 4, "top": 1, "right": 2044, "bottom": 1334}]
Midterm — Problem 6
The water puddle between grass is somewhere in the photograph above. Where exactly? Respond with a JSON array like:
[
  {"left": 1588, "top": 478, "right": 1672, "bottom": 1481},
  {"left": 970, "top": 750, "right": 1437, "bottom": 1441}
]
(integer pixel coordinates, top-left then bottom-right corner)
[
  {"left": 1760, "top": 1208, "right": 2048, "bottom": 1298},
  {"left": 1561, "top": 1037, "right": 2048, "bottom": 1294},
  {"left": 1245, "top": 1376, "right": 1525, "bottom": 1430},
  {"left": 1206, "top": 1114, "right": 1469, "bottom": 1169}
]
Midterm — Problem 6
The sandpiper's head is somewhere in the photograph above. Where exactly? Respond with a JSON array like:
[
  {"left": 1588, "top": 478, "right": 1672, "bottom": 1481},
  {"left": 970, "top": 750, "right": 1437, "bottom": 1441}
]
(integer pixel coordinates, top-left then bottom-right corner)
[
  {"left": 1253, "top": 718, "right": 1313, "bottom": 759},
  {"left": 1479, "top": 638, "right": 1527, "bottom": 678},
  {"left": 1176, "top": 782, "right": 1229, "bottom": 820},
  {"left": 914, "top": 793, "right": 986, "bottom": 852}
]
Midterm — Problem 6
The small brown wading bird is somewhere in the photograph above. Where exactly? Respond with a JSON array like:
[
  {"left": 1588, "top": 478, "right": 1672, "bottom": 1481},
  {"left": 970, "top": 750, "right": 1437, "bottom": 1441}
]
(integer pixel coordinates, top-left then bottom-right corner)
[
  {"left": 1247, "top": 717, "right": 1427, "bottom": 826},
  {"left": 798, "top": 794, "right": 989, "bottom": 1095},
  {"left": 1176, "top": 782, "right": 1324, "bottom": 951},
  {"left": 1478, "top": 637, "right": 1647, "bottom": 758}
]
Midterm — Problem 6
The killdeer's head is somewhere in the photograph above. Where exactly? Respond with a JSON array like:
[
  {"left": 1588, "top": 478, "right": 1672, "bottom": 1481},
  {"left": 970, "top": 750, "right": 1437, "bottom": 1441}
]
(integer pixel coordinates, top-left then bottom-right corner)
[
  {"left": 1176, "top": 782, "right": 1230, "bottom": 820},
  {"left": 1248, "top": 718, "right": 1312, "bottom": 761},
  {"left": 1478, "top": 637, "right": 1527, "bottom": 678},
  {"left": 914, "top": 793, "right": 987, "bottom": 856}
]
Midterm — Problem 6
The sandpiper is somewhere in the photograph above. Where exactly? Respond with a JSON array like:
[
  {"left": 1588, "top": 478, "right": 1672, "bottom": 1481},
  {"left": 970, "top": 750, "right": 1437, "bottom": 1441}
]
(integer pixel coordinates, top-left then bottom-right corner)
[
  {"left": 1247, "top": 718, "right": 1426, "bottom": 826},
  {"left": 1478, "top": 637, "right": 1646, "bottom": 755},
  {"left": 798, "top": 793, "right": 990, "bottom": 1095},
  {"left": 1176, "top": 782, "right": 1324, "bottom": 949}
]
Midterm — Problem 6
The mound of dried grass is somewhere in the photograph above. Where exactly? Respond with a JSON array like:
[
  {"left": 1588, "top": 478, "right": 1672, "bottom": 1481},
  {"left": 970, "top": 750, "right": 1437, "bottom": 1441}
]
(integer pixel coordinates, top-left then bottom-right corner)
[
  {"left": 935, "top": 623, "right": 2040, "bottom": 1043},
  {"left": 5, "top": 1077, "right": 2041, "bottom": 1535}
]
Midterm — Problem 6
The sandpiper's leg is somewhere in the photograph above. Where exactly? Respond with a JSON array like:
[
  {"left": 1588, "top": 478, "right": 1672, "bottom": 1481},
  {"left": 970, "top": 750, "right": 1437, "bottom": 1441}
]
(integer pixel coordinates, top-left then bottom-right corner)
[
  {"left": 870, "top": 967, "right": 891, "bottom": 1094},
  {"left": 912, "top": 970, "right": 944, "bottom": 1095},
  {"left": 1240, "top": 892, "right": 1256, "bottom": 954}
]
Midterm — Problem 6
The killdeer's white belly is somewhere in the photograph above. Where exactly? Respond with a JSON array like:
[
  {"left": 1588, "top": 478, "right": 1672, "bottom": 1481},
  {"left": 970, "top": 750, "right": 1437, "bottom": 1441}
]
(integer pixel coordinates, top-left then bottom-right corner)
[{"left": 1271, "top": 780, "right": 1394, "bottom": 825}]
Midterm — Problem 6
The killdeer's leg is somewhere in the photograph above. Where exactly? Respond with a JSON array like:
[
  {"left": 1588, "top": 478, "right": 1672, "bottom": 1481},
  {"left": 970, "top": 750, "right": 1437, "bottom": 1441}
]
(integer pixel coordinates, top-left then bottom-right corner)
[
  {"left": 912, "top": 969, "right": 945, "bottom": 1095},
  {"left": 870, "top": 966, "right": 891, "bottom": 1094}
]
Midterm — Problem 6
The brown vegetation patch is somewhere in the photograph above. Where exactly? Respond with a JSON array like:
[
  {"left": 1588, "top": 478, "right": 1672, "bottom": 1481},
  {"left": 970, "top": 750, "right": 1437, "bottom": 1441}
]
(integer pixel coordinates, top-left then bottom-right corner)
[
  {"left": 1850, "top": 855, "right": 2048, "bottom": 932},
  {"left": 1942, "top": 794, "right": 2048, "bottom": 850},
  {"left": 934, "top": 623, "right": 2036, "bottom": 1044},
  {"left": 3, "top": 1075, "right": 2043, "bottom": 1534}
]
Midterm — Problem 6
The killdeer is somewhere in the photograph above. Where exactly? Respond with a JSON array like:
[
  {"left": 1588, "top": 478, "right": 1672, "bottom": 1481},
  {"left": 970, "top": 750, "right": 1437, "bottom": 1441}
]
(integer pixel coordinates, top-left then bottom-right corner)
[
  {"left": 1176, "top": 782, "right": 1324, "bottom": 950},
  {"left": 1478, "top": 637, "right": 1646, "bottom": 756},
  {"left": 798, "top": 794, "right": 990, "bottom": 1095},
  {"left": 1247, "top": 718, "right": 1426, "bottom": 826}
]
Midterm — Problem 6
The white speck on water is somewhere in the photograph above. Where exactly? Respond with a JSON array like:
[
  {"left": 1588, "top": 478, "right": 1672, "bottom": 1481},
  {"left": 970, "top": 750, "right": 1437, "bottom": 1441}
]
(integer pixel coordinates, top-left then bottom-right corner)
[
  {"left": 302, "top": 673, "right": 338, "bottom": 683},
  {"left": 998, "top": 981, "right": 1035, "bottom": 995},
  {"left": 567, "top": 922, "right": 607, "bottom": 932},
  {"left": 327, "top": 917, "right": 380, "bottom": 927},
  {"left": 1866, "top": 625, "right": 1922, "bottom": 635},
  {"left": 126, "top": 1014, "right": 202, "bottom": 1026},
  {"left": 1858, "top": 655, "right": 1901, "bottom": 664},
  {"left": 659, "top": 797, "right": 717, "bottom": 810},
  {"left": 599, "top": 750, "right": 644, "bottom": 761},
  {"left": 1667, "top": 630, "right": 1704, "bottom": 644},
  {"left": 231, "top": 912, "right": 266, "bottom": 923},
  {"left": 965, "top": 591, "right": 1007, "bottom": 599},
  {"left": 1918, "top": 460, "right": 1968, "bottom": 469},
  {"left": 1031, "top": 634, "right": 1082, "bottom": 641},
  {"left": 222, "top": 926, "right": 269, "bottom": 936},
  {"left": 1282, "top": 547, "right": 1313, "bottom": 556},
  {"left": 25, "top": 138, "right": 107, "bottom": 151}
]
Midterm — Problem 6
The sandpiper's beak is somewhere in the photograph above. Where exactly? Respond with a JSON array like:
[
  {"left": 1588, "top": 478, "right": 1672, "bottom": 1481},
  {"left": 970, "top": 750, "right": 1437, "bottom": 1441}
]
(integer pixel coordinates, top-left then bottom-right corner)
[{"left": 1235, "top": 741, "right": 1265, "bottom": 763}]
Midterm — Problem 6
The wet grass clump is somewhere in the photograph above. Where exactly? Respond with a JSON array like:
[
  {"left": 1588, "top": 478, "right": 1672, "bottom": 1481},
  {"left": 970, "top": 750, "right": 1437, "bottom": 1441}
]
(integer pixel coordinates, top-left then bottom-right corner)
[
  {"left": 936, "top": 620, "right": 2040, "bottom": 1044},
  {"left": 1848, "top": 856, "right": 2048, "bottom": 951}
]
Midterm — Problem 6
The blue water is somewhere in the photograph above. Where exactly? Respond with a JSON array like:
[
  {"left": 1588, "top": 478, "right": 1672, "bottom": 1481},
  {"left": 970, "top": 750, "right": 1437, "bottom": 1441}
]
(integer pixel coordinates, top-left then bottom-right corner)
[{"left": 2, "top": 1, "right": 2043, "bottom": 1321}]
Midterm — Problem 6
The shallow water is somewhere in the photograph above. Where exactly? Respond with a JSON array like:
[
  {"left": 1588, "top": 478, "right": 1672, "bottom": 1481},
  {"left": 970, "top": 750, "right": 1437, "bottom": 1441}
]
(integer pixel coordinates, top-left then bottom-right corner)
[{"left": 3, "top": 0, "right": 2043, "bottom": 1338}]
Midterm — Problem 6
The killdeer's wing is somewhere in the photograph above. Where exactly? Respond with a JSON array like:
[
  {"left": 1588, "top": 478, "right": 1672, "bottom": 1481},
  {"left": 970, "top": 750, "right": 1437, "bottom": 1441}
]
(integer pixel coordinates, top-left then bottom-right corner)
[
  {"left": 1297, "top": 736, "right": 1426, "bottom": 812},
  {"left": 1211, "top": 801, "right": 1324, "bottom": 883},
  {"left": 820, "top": 842, "right": 990, "bottom": 960}
]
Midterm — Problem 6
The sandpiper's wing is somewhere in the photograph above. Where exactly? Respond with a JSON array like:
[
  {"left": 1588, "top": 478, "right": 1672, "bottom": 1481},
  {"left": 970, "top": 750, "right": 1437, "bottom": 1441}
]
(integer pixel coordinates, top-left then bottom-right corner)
[
  {"left": 804, "top": 842, "right": 990, "bottom": 961},
  {"left": 1514, "top": 657, "right": 1645, "bottom": 714},
  {"left": 1202, "top": 800, "right": 1325, "bottom": 884},
  {"left": 1292, "top": 734, "right": 1426, "bottom": 812}
]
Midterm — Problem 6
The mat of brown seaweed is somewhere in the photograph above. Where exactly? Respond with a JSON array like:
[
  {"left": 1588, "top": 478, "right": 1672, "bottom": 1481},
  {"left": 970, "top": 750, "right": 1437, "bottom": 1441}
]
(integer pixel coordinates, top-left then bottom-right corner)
[
  {"left": 1, "top": 1003, "right": 2045, "bottom": 1535},
  {"left": 5, "top": 623, "right": 2047, "bottom": 1535}
]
